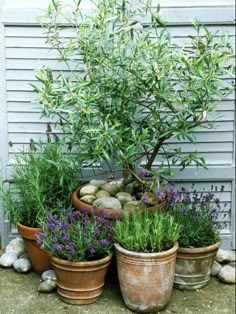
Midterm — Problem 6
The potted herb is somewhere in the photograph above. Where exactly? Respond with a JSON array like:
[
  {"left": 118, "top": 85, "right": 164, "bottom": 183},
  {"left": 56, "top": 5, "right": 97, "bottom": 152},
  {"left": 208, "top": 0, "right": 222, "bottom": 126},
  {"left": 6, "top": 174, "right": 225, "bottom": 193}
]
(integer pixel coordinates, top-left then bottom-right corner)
[
  {"left": 0, "top": 134, "right": 78, "bottom": 273},
  {"left": 36, "top": 208, "right": 113, "bottom": 304},
  {"left": 113, "top": 209, "right": 180, "bottom": 313},
  {"left": 33, "top": 0, "right": 234, "bottom": 213},
  {"left": 169, "top": 185, "right": 226, "bottom": 290}
]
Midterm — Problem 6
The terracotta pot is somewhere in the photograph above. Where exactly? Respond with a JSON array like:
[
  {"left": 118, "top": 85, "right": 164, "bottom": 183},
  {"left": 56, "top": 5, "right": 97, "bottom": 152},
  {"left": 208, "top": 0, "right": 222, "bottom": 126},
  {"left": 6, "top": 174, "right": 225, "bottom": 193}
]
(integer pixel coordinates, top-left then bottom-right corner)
[
  {"left": 114, "top": 242, "right": 178, "bottom": 313},
  {"left": 17, "top": 222, "right": 51, "bottom": 274},
  {"left": 72, "top": 184, "right": 168, "bottom": 221},
  {"left": 50, "top": 253, "right": 113, "bottom": 304},
  {"left": 174, "top": 241, "right": 221, "bottom": 290}
]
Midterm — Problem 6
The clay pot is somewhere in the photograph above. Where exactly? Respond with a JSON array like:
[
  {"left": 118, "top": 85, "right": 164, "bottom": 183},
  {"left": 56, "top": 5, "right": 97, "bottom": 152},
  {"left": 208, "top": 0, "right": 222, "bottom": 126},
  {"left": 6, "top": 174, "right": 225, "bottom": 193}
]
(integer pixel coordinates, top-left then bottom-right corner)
[
  {"left": 50, "top": 253, "right": 113, "bottom": 304},
  {"left": 174, "top": 241, "right": 221, "bottom": 290},
  {"left": 17, "top": 222, "right": 51, "bottom": 274},
  {"left": 114, "top": 242, "right": 178, "bottom": 313},
  {"left": 72, "top": 184, "right": 168, "bottom": 221}
]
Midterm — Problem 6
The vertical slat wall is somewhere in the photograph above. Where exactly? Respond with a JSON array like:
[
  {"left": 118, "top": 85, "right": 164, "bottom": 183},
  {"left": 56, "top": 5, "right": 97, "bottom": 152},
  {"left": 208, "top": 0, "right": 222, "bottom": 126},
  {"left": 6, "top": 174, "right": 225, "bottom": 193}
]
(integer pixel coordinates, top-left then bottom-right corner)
[{"left": 0, "top": 0, "right": 235, "bottom": 248}]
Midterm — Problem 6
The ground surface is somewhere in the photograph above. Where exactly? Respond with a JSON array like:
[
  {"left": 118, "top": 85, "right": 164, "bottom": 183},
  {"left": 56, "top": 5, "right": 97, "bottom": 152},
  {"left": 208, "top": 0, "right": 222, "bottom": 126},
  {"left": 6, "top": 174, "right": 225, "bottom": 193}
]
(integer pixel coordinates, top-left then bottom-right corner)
[{"left": 0, "top": 265, "right": 235, "bottom": 314}]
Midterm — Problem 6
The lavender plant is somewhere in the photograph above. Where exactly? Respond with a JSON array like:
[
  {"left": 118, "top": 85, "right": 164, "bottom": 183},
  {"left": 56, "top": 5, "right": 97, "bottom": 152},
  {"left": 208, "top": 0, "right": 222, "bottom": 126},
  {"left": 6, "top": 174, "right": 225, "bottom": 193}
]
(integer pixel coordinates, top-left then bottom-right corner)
[
  {"left": 169, "top": 185, "right": 228, "bottom": 248},
  {"left": 114, "top": 209, "right": 179, "bottom": 253},
  {"left": 37, "top": 208, "right": 113, "bottom": 261}
]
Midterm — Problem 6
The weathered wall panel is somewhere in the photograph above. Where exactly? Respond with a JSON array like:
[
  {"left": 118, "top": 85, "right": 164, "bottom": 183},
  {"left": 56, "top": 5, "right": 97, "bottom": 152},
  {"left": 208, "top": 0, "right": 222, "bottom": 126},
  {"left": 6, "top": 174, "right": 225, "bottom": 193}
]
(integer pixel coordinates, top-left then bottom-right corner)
[{"left": 0, "top": 0, "right": 235, "bottom": 248}]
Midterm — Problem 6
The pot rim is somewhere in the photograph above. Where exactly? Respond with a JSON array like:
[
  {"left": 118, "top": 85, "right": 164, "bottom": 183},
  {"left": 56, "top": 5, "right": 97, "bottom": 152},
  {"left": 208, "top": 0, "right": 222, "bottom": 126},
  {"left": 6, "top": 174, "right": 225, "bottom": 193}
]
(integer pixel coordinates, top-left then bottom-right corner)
[
  {"left": 178, "top": 240, "right": 221, "bottom": 253},
  {"left": 114, "top": 242, "right": 178, "bottom": 258},
  {"left": 50, "top": 252, "right": 113, "bottom": 267},
  {"left": 17, "top": 222, "right": 42, "bottom": 232}
]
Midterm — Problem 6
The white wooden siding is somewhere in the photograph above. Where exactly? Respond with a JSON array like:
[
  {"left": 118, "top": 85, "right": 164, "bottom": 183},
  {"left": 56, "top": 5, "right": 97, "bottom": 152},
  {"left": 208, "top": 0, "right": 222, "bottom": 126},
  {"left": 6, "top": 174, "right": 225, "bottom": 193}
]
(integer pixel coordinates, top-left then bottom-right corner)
[{"left": 0, "top": 0, "right": 235, "bottom": 248}]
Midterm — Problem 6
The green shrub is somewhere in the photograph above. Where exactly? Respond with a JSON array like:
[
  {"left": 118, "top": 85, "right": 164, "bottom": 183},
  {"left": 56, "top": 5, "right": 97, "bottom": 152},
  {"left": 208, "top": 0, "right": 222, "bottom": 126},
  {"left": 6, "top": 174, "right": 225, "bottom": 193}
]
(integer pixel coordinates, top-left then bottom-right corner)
[
  {"left": 114, "top": 209, "right": 179, "bottom": 252},
  {"left": 0, "top": 140, "right": 78, "bottom": 228}
]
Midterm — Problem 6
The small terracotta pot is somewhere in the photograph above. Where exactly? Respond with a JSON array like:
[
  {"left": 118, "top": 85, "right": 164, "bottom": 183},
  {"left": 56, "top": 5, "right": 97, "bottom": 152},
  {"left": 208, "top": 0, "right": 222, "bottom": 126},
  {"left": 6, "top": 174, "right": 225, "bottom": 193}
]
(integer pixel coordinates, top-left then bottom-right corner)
[
  {"left": 51, "top": 253, "right": 113, "bottom": 305},
  {"left": 115, "top": 242, "right": 178, "bottom": 313},
  {"left": 174, "top": 241, "right": 221, "bottom": 290},
  {"left": 17, "top": 222, "right": 51, "bottom": 274},
  {"left": 72, "top": 184, "right": 168, "bottom": 221}
]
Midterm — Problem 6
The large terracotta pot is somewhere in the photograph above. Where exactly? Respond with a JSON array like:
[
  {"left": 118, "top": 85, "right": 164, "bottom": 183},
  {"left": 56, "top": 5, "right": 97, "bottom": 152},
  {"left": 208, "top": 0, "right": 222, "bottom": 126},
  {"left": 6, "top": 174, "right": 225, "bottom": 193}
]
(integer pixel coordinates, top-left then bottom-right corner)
[
  {"left": 114, "top": 242, "right": 178, "bottom": 313},
  {"left": 174, "top": 241, "right": 221, "bottom": 290},
  {"left": 50, "top": 253, "right": 113, "bottom": 304},
  {"left": 72, "top": 184, "right": 168, "bottom": 221},
  {"left": 17, "top": 222, "right": 51, "bottom": 274}
]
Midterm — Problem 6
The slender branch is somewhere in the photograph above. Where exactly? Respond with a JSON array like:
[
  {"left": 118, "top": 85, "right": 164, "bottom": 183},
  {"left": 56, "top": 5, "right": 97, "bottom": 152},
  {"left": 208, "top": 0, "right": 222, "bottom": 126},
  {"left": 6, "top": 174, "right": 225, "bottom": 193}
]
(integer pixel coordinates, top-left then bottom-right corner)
[{"left": 146, "top": 139, "right": 166, "bottom": 170}]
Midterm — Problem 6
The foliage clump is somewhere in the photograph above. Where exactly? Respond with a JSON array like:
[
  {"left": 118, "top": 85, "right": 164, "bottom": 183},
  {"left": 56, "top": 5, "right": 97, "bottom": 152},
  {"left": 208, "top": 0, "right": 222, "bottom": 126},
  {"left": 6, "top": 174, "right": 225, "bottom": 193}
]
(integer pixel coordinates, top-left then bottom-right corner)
[
  {"left": 114, "top": 209, "right": 180, "bottom": 252},
  {"left": 37, "top": 208, "right": 113, "bottom": 261},
  {"left": 169, "top": 184, "right": 228, "bottom": 247},
  {"left": 33, "top": 0, "right": 234, "bottom": 190},
  {"left": 0, "top": 134, "right": 78, "bottom": 227}
]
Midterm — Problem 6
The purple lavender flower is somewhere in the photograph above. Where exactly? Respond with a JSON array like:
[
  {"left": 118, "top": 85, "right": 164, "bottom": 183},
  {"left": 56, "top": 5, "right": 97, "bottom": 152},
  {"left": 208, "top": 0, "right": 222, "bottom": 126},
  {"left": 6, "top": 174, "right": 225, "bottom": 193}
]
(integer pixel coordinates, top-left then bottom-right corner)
[
  {"left": 88, "top": 244, "right": 95, "bottom": 255},
  {"left": 59, "top": 221, "right": 70, "bottom": 231},
  {"left": 48, "top": 214, "right": 58, "bottom": 224},
  {"left": 94, "top": 227, "right": 100, "bottom": 237},
  {"left": 46, "top": 222, "right": 56, "bottom": 232},
  {"left": 139, "top": 167, "right": 147, "bottom": 180},
  {"left": 62, "top": 235, "right": 70, "bottom": 242},
  {"left": 52, "top": 236, "right": 58, "bottom": 243},
  {"left": 155, "top": 189, "right": 166, "bottom": 201},
  {"left": 52, "top": 244, "right": 64, "bottom": 252},
  {"left": 141, "top": 192, "right": 150, "bottom": 204},
  {"left": 168, "top": 183, "right": 179, "bottom": 207},
  {"left": 65, "top": 243, "right": 75, "bottom": 254},
  {"left": 67, "top": 210, "right": 81, "bottom": 222},
  {"left": 100, "top": 239, "right": 110, "bottom": 246}
]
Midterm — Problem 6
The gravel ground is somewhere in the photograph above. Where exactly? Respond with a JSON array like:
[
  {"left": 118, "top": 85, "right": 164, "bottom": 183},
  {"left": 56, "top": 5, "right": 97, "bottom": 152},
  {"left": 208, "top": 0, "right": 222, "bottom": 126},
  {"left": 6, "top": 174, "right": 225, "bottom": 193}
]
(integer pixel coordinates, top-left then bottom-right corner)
[{"left": 0, "top": 266, "right": 235, "bottom": 314}]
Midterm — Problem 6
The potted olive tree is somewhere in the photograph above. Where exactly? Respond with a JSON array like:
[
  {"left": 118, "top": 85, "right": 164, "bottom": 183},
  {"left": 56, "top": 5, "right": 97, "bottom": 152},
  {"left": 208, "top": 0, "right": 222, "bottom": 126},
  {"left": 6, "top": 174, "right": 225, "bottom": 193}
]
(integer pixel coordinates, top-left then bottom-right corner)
[
  {"left": 33, "top": 0, "right": 234, "bottom": 215},
  {"left": 0, "top": 132, "right": 78, "bottom": 273}
]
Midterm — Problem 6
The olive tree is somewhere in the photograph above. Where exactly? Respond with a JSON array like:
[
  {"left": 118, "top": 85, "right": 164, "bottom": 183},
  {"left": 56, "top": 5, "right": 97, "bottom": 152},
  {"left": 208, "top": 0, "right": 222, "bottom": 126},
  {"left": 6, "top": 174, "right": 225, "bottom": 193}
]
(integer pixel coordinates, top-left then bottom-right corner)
[{"left": 33, "top": 0, "right": 234, "bottom": 191}]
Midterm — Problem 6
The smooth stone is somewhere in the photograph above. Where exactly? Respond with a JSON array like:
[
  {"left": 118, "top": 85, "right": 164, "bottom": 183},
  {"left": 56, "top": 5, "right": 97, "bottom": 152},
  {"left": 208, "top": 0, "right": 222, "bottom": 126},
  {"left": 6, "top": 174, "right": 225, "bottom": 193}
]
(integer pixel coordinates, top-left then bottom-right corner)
[
  {"left": 115, "top": 192, "right": 133, "bottom": 205},
  {"left": 96, "top": 190, "right": 110, "bottom": 198},
  {"left": 100, "top": 183, "right": 121, "bottom": 196},
  {"left": 124, "top": 181, "right": 140, "bottom": 195},
  {"left": 218, "top": 265, "right": 236, "bottom": 284},
  {"left": 89, "top": 179, "right": 107, "bottom": 188},
  {"left": 123, "top": 201, "right": 147, "bottom": 211},
  {"left": 229, "top": 262, "right": 236, "bottom": 268},
  {"left": 5, "top": 238, "right": 26, "bottom": 257},
  {"left": 42, "top": 269, "right": 56, "bottom": 281},
  {"left": 80, "top": 185, "right": 98, "bottom": 196},
  {"left": 93, "top": 197, "right": 122, "bottom": 210},
  {"left": 216, "top": 249, "right": 236, "bottom": 263},
  {"left": 0, "top": 252, "right": 18, "bottom": 267},
  {"left": 13, "top": 258, "right": 32, "bottom": 273},
  {"left": 109, "top": 179, "right": 123, "bottom": 187},
  {"left": 38, "top": 279, "right": 57, "bottom": 293},
  {"left": 124, "top": 182, "right": 135, "bottom": 195},
  {"left": 80, "top": 195, "right": 96, "bottom": 204},
  {"left": 211, "top": 261, "right": 222, "bottom": 277},
  {"left": 19, "top": 253, "right": 28, "bottom": 259},
  {"left": 141, "top": 192, "right": 160, "bottom": 206}
]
